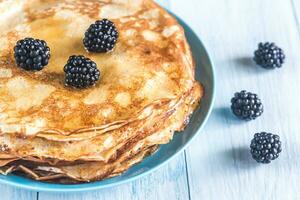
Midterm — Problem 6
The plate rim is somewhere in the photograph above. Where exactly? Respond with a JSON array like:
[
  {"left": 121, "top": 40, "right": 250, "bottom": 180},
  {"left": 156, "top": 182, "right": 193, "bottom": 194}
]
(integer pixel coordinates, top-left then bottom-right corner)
[{"left": 0, "top": 11, "right": 216, "bottom": 193}]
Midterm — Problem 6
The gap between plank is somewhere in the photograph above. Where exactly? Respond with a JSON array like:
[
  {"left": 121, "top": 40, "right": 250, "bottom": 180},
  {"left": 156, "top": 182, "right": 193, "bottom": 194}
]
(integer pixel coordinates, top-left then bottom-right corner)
[
  {"left": 290, "top": 0, "right": 300, "bottom": 35},
  {"left": 36, "top": 192, "right": 39, "bottom": 200},
  {"left": 184, "top": 150, "right": 192, "bottom": 200}
]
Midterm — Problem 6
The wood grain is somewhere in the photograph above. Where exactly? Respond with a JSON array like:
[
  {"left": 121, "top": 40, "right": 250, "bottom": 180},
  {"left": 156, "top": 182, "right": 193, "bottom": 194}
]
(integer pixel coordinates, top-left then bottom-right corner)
[
  {"left": 170, "top": 0, "right": 300, "bottom": 199},
  {"left": 0, "top": 184, "right": 37, "bottom": 200},
  {"left": 292, "top": 0, "right": 300, "bottom": 32}
]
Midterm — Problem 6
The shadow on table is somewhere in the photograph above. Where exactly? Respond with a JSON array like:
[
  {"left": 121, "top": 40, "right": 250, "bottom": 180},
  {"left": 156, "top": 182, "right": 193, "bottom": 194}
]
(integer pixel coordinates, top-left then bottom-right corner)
[
  {"left": 235, "top": 57, "right": 254, "bottom": 66},
  {"left": 222, "top": 146, "right": 259, "bottom": 169},
  {"left": 213, "top": 107, "right": 243, "bottom": 125},
  {"left": 234, "top": 56, "right": 270, "bottom": 74}
]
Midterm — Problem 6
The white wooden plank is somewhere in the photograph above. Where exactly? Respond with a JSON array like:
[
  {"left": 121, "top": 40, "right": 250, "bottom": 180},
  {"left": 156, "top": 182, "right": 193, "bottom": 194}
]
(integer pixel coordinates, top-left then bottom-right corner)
[
  {"left": 39, "top": 153, "right": 189, "bottom": 200},
  {"left": 0, "top": 184, "right": 37, "bottom": 200},
  {"left": 170, "top": 0, "right": 300, "bottom": 199}
]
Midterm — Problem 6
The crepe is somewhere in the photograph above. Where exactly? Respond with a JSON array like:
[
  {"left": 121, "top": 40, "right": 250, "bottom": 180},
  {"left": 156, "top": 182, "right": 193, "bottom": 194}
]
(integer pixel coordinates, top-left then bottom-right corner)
[{"left": 0, "top": 0, "right": 203, "bottom": 183}]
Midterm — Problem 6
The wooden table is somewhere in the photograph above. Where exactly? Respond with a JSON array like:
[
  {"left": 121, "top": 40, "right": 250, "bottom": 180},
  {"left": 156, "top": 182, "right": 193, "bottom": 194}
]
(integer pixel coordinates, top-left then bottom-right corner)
[{"left": 2, "top": 0, "right": 300, "bottom": 199}]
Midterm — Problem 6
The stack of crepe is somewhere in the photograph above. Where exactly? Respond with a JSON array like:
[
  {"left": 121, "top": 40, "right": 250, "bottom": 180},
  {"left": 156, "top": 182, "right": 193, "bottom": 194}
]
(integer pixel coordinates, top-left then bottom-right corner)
[{"left": 0, "top": 0, "right": 203, "bottom": 183}]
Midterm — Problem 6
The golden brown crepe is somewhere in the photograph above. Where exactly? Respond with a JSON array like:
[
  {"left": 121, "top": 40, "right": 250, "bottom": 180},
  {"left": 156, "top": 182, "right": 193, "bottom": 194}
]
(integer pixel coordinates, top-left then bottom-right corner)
[{"left": 0, "top": 0, "right": 203, "bottom": 183}]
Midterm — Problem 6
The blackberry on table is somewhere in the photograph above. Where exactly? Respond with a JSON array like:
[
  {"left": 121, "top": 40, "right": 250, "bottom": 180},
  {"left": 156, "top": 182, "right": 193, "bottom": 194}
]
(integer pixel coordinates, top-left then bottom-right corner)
[
  {"left": 14, "top": 37, "right": 50, "bottom": 71},
  {"left": 250, "top": 132, "right": 282, "bottom": 164},
  {"left": 254, "top": 42, "right": 285, "bottom": 69},
  {"left": 83, "top": 19, "right": 119, "bottom": 53},
  {"left": 64, "top": 55, "right": 100, "bottom": 89},
  {"left": 231, "top": 90, "right": 263, "bottom": 121}
]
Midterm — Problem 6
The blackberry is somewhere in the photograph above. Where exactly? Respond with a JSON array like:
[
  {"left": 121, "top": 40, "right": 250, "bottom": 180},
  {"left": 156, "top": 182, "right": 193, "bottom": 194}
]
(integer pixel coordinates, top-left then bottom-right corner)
[
  {"left": 231, "top": 90, "right": 263, "bottom": 120},
  {"left": 250, "top": 132, "right": 282, "bottom": 164},
  {"left": 83, "top": 19, "right": 119, "bottom": 53},
  {"left": 254, "top": 42, "right": 285, "bottom": 69},
  {"left": 14, "top": 37, "right": 50, "bottom": 71},
  {"left": 64, "top": 55, "right": 100, "bottom": 88}
]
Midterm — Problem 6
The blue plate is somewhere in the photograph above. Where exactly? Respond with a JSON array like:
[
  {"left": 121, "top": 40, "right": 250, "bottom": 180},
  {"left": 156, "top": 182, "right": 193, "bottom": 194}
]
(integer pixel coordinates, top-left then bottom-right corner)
[{"left": 0, "top": 13, "right": 215, "bottom": 192}]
